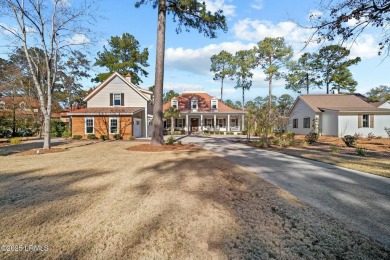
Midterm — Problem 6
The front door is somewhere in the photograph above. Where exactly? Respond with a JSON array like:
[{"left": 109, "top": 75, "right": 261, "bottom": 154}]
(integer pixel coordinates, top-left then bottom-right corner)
[
  {"left": 133, "top": 118, "right": 142, "bottom": 138},
  {"left": 191, "top": 118, "right": 199, "bottom": 132}
]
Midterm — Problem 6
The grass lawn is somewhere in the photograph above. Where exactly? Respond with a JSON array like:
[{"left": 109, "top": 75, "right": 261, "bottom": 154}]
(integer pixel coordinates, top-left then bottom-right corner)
[{"left": 0, "top": 141, "right": 389, "bottom": 259}]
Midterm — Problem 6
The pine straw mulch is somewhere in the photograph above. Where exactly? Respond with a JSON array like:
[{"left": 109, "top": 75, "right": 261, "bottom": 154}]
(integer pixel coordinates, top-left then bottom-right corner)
[{"left": 127, "top": 143, "right": 202, "bottom": 152}]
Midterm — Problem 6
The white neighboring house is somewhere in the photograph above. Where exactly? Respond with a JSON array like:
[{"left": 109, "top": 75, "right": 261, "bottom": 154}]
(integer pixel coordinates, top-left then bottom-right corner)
[
  {"left": 371, "top": 100, "right": 390, "bottom": 109},
  {"left": 288, "top": 94, "right": 390, "bottom": 137}
]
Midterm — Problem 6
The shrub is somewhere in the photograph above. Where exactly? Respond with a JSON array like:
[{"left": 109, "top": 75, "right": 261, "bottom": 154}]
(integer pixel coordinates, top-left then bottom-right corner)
[
  {"left": 355, "top": 147, "right": 367, "bottom": 156},
  {"left": 354, "top": 132, "right": 363, "bottom": 140},
  {"left": 367, "top": 132, "right": 375, "bottom": 140},
  {"left": 113, "top": 134, "right": 122, "bottom": 140},
  {"left": 280, "top": 139, "right": 291, "bottom": 148},
  {"left": 129, "top": 136, "right": 135, "bottom": 141},
  {"left": 385, "top": 127, "right": 390, "bottom": 138},
  {"left": 166, "top": 136, "right": 175, "bottom": 145},
  {"left": 285, "top": 131, "right": 295, "bottom": 140},
  {"left": 342, "top": 135, "right": 356, "bottom": 147},
  {"left": 10, "top": 137, "right": 22, "bottom": 144},
  {"left": 100, "top": 135, "right": 108, "bottom": 141},
  {"left": 330, "top": 146, "right": 340, "bottom": 153},
  {"left": 375, "top": 136, "right": 382, "bottom": 139},
  {"left": 305, "top": 131, "right": 319, "bottom": 144},
  {"left": 61, "top": 130, "right": 71, "bottom": 138},
  {"left": 87, "top": 134, "right": 97, "bottom": 140},
  {"left": 253, "top": 140, "right": 266, "bottom": 148},
  {"left": 271, "top": 138, "right": 280, "bottom": 145},
  {"left": 300, "top": 141, "right": 308, "bottom": 147},
  {"left": 177, "top": 140, "right": 182, "bottom": 145},
  {"left": 73, "top": 135, "right": 82, "bottom": 140}
]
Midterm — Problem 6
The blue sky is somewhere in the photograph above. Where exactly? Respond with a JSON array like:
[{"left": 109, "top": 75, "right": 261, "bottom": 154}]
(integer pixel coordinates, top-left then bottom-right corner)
[{"left": 2, "top": 0, "right": 389, "bottom": 103}]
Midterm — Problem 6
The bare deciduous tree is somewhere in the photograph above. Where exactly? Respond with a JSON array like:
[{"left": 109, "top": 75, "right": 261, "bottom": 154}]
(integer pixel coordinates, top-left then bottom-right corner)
[{"left": 0, "top": 0, "right": 97, "bottom": 148}]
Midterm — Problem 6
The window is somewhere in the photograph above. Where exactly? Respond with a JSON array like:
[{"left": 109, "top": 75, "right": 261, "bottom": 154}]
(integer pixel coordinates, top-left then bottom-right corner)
[
  {"left": 211, "top": 99, "right": 218, "bottom": 109},
  {"left": 303, "top": 117, "right": 310, "bottom": 128},
  {"left": 362, "top": 114, "right": 369, "bottom": 128},
  {"left": 166, "top": 119, "right": 171, "bottom": 128},
  {"left": 110, "top": 118, "right": 119, "bottom": 134},
  {"left": 171, "top": 99, "right": 178, "bottom": 109},
  {"left": 231, "top": 118, "right": 238, "bottom": 127},
  {"left": 114, "top": 93, "right": 121, "bottom": 106},
  {"left": 85, "top": 118, "right": 94, "bottom": 134},
  {"left": 206, "top": 118, "right": 213, "bottom": 127},
  {"left": 0, "top": 101, "right": 4, "bottom": 110},
  {"left": 176, "top": 119, "right": 184, "bottom": 128},
  {"left": 191, "top": 99, "right": 198, "bottom": 109},
  {"left": 19, "top": 102, "right": 26, "bottom": 110},
  {"left": 293, "top": 119, "right": 298, "bottom": 128},
  {"left": 218, "top": 118, "right": 225, "bottom": 128}
]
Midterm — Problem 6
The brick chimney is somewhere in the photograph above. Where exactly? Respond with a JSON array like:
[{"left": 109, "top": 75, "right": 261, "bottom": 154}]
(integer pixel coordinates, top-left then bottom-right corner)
[{"left": 125, "top": 73, "right": 131, "bottom": 83}]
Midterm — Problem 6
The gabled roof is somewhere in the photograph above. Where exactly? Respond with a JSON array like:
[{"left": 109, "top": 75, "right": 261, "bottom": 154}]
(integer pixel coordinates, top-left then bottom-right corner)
[
  {"left": 370, "top": 100, "right": 389, "bottom": 108},
  {"left": 84, "top": 72, "right": 151, "bottom": 102},
  {"left": 163, "top": 92, "right": 244, "bottom": 113},
  {"left": 291, "top": 94, "right": 389, "bottom": 113}
]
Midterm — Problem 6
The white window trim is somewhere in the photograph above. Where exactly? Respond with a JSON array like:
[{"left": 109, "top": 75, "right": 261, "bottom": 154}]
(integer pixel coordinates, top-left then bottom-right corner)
[
  {"left": 176, "top": 118, "right": 184, "bottom": 128},
  {"left": 231, "top": 118, "right": 237, "bottom": 127},
  {"left": 191, "top": 99, "right": 198, "bottom": 110},
  {"left": 211, "top": 99, "right": 218, "bottom": 109},
  {"left": 206, "top": 118, "right": 213, "bottom": 127},
  {"left": 109, "top": 117, "right": 119, "bottom": 134},
  {"left": 217, "top": 118, "right": 225, "bottom": 128},
  {"left": 171, "top": 99, "right": 178, "bottom": 109},
  {"left": 362, "top": 114, "right": 369, "bottom": 128},
  {"left": 113, "top": 93, "right": 121, "bottom": 106},
  {"left": 85, "top": 117, "right": 94, "bottom": 134},
  {"left": 166, "top": 119, "right": 171, "bottom": 128}
]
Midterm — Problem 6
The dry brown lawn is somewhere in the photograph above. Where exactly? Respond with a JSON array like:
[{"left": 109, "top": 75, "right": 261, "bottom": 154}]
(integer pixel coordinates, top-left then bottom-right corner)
[{"left": 0, "top": 141, "right": 389, "bottom": 259}]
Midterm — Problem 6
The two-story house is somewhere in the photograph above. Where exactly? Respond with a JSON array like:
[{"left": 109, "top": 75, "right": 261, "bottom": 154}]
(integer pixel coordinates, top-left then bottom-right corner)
[
  {"left": 162, "top": 91, "right": 245, "bottom": 134},
  {"left": 68, "top": 72, "right": 153, "bottom": 139}
]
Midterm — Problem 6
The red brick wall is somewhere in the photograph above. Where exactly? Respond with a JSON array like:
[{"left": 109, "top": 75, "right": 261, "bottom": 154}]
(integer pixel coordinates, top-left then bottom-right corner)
[{"left": 71, "top": 116, "right": 133, "bottom": 139}]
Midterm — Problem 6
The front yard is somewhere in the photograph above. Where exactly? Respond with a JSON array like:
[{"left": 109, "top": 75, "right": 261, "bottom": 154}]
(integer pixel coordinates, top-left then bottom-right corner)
[{"left": 0, "top": 141, "right": 389, "bottom": 259}]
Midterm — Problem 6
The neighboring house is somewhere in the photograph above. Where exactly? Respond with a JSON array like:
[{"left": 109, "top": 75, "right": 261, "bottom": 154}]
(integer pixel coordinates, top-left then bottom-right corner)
[
  {"left": 162, "top": 91, "right": 245, "bottom": 134},
  {"left": 288, "top": 94, "right": 390, "bottom": 137},
  {"left": 67, "top": 72, "right": 153, "bottom": 139},
  {"left": 371, "top": 100, "right": 390, "bottom": 109}
]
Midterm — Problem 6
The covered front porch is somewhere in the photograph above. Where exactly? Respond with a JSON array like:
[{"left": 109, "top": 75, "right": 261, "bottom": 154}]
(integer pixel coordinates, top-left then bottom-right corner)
[{"left": 164, "top": 113, "right": 245, "bottom": 134}]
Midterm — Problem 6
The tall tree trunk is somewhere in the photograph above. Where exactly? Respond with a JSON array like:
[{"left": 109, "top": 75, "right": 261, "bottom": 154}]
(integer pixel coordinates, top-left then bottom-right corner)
[
  {"left": 268, "top": 77, "right": 273, "bottom": 107},
  {"left": 43, "top": 113, "right": 51, "bottom": 149},
  {"left": 151, "top": 0, "right": 166, "bottom": 145},
  {"left": 306, "top": 73, "right": 309, "bottom": 94},
  {"left": 221, "top": 77, "right": 224, "bottom": 102}
]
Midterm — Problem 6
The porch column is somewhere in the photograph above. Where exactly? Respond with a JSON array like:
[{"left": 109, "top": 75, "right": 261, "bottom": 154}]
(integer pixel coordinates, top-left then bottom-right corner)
[
  {"left": 171, "top": 117, "right": 174, "bottom": 134},
  {"left": 228, "top": 114, "right": 230, "bottom": 132},
  {"left": 200, "top": 114, "right": 203, "bottom": 131},
  {"left": 214, "top": 114, "right": 216, "bottom": 130},
  {"left": 186, "top": 114, "right": 189, "bottom": 132},
  {"left": 241, "top": 114, "right": 245, "bottom": 131}
]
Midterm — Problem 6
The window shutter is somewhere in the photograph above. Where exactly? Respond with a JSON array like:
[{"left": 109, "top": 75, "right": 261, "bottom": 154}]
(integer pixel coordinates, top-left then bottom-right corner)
[
  {"left": 121, "top": 93, "right": 124, "bottom": 106},
  {"left": 358, "top": 114, "right": 362, "bottom": 128},
  {"left": 370, "top": 114, "right": 374, "bottom": 128},
  {"left": 110, "top": 93, "right": 113, "bottom": 106}
]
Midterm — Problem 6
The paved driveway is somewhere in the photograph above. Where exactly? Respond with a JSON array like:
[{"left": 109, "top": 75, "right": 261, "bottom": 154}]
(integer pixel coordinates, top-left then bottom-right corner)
[{"left": 181, "top": 135, "right": 390, "bottom": 246}]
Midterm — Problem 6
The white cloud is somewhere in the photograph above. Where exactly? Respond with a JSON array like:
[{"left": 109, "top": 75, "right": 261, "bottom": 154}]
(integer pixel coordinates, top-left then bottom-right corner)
[
  {"left": 203, "top": 0, "right": 236, "bottom": 16},
  {"left": 251, "top": 0, "right": 263, "bottom": 10},
  {"left": 67, "top": 33, "right": 90, "bottom": 45},
  {"left": 209, "top": 88, "right": 237, "bottom": 95},
  {"left": 349, "top": 34, "right": 378, "bottom": 59},
  {"left": 165, "top": 82, "right": 207, "bottom": 92},
  {"left": 165, "top": 41, "right": 255, "bottom": 75}
]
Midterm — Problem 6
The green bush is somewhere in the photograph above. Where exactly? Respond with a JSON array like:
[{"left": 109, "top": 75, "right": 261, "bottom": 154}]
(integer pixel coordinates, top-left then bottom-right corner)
[
  {"left": 280, "top": 139, "right": 291, "bottom": 148},
  {"left": 50, "top": 119, "right": 67, "bottom": 137},
  {"left": 330, "top": 146, "right": 340, "bottom": 153},
  {"left": 61, "top": 130, "right": 71, "bottom": 138},
  {"left": 129, "top": 136, "right": 135, "bottom": 141},
  {"left": 305, "top": 131, "right": 319, "bottom": 144},
  {"left": 285, "top": 131, "right": 295, "bottom": 140},
  {"left": 253, "top": 140, "right": 266, "bottom": 148},
  {"left": 10, "top": 137, "right": 22, "bottom": 144},
  {"left": 355, "top": 147, "right": 367, "bottom": 156},
  {"left": 300, "top": 141, "right": 308, "bottom": 147},
  {"left": 113, "top": 134, "right": 122, "bottom": 140},
  {"left": 342, "top": 135, "right": 356, "bottom": 147},
  {"left": 100, "top": 135, "right": 108, "bottom": 141},
  {"left": 271, "top": 138, "right": 280, "bottom": 145},
  {"left": 87, "top": 134, "right": 97, "bottom": 140},
  {"left": 166, "top": 136, "right": 175, "bottom": 145},
  {"left": 73, "top": 135, "right": 82, "bottom": 140}
]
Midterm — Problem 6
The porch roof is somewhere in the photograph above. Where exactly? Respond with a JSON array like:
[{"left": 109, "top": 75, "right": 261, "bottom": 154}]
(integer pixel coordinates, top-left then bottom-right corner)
[{"left": 66, "top": 107, "right": 144, "bottom": 116}]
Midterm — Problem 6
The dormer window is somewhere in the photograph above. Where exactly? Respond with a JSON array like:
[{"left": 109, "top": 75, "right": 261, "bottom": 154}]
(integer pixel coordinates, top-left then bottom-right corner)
[
  {"left": 0, "top": 101, "right": 4, "bottom": 110},
  {"left": 211, "top": 98, "right": 218, "bottom": 109},
  {"left": 191, "top": 98, "right": 198, "bottom": 110},
  {"left": 19, "top": 101, "right": 26, "bottom": 110},
  {"left": 171, "top": 98, "right": 178, "bottom": 109}
]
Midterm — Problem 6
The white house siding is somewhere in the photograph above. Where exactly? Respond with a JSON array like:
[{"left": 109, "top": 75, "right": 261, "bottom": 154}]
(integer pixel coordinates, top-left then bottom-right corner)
[
  {"left": 288, "top": 99, "right": 316, "bottom": 135},
  {"left": 379, "top": 101, "right": 390, "bottom": 109},
  {"left": 338, "top": 113, "right": 390, "bottom": 137},
  {"left": 88, "top": 76, "right": 147, "bottom": 108},
  {"left": 320, "top": 110, "right": 338, "bottom": 136}
]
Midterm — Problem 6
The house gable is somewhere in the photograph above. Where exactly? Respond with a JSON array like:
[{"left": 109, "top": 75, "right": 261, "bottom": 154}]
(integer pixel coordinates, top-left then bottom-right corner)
[{"left": 85, "top": 72, "right": 150, "bottom": 108}]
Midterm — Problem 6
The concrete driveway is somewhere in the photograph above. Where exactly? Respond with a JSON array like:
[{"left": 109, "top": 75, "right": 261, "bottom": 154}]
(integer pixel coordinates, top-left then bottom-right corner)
[{"left": 181, "top": 135, "right": 390, "bottom": 247}]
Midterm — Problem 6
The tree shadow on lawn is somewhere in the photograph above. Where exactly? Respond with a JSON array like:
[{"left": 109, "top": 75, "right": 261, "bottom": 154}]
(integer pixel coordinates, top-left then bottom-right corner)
[
  {"left": 0, "top": 140, "right": 68, "bottom": 156},
  {"left": 0, "top": 167, "right": 112, "bottom": 259},
  {"left": 133, "top": 150, "right": 389, "bottom": 259}
]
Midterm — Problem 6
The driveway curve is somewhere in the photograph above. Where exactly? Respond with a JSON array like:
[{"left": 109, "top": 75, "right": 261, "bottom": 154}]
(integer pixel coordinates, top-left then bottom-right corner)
[{"left": 181, "top": 135, "right": 390, "bottom": 247}]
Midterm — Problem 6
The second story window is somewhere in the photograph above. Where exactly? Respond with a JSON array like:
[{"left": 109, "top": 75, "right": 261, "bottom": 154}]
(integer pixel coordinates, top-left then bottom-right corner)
[
  {"left": 171, "top": 99, "right": 178, "bottom": 108},
  {"left": 211, "top": 99, "right": 218, "bottom": 109},
  {"left": 0, "top": 101, "right": 4, "bottom": 110},
  {"left": 191, "top": 99, "right": 198, "bottom": 109},
  {"left": 114, "top": 93, "right": 121, "bottom": 106},
  {"left": 111, "top": 93, "right": 124, "bottom": 106}
]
